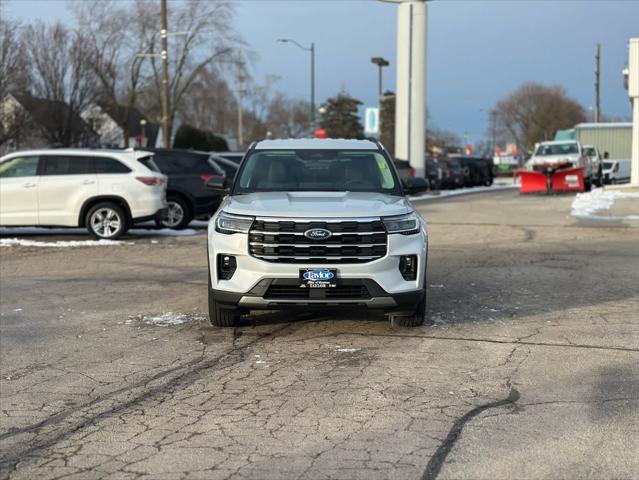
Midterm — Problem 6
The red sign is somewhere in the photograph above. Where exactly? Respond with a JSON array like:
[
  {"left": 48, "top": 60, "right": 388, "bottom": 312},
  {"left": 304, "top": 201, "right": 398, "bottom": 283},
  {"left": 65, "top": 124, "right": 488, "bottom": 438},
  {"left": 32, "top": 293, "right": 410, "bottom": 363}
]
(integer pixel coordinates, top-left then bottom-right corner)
[
  {"left": 314, "top": 128, "right": 327, "bottom": 139},
  {"left": 465, "top": 144, "right": 474, "bottom": 155}
]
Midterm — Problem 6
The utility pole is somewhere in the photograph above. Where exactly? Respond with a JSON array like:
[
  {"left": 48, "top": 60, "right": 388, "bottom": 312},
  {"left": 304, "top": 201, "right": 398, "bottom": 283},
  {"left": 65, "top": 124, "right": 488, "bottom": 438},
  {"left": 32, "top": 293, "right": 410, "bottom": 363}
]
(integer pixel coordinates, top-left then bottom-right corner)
[
  {"left": 595, "top": 43, "right": 601, "bottom": 123},
  {"left": 236, "top": 56, "right": 244, "bottom": 149},
  {"left": 160, "top": 0, "right": 170, "bottom": 147},
  {"left": 310, "top": 42, "right": 315, "bottom": 130}
]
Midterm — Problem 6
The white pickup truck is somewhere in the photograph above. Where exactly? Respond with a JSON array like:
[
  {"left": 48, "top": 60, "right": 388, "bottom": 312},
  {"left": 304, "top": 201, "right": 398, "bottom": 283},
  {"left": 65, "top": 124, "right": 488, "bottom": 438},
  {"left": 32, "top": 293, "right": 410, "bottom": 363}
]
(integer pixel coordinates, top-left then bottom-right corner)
[{"left": 526, "top": 140, "right": 603, "bottom": 189}]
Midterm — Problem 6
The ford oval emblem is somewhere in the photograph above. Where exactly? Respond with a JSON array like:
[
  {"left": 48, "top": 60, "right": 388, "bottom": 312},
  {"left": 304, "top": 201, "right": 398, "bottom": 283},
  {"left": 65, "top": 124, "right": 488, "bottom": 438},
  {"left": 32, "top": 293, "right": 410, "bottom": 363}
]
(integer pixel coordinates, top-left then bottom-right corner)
[{"left": 304, "top": 228, "right": 332, "bottom": 240}]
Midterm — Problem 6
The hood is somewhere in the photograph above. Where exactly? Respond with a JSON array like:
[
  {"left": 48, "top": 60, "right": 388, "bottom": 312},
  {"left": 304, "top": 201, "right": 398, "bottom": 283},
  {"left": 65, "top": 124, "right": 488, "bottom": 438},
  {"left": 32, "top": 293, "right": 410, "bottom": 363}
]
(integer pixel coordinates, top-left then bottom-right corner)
[
  {"left": 221, "top": 191, "right": 413, "bottom": 218},
  {"left": 527, "top": 154, "right": 580, "bottom": 166}
]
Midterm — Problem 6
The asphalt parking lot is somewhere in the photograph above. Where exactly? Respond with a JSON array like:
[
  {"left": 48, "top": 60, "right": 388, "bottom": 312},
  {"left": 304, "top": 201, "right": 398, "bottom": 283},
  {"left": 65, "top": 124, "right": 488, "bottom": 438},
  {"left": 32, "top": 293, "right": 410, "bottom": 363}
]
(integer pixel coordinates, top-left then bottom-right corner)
[{"left": 1, "top": 190, "right": 638, "bottom": 480}]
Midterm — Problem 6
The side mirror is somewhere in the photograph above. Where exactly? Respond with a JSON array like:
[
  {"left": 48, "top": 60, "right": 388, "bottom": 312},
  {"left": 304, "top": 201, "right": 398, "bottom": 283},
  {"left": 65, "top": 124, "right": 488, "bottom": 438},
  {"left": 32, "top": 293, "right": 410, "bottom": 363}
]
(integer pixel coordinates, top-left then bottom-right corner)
[
  {"left": 206, "top": 175, "right": 230, "bottom": 194},
  {"left": 403, "top": 177, "right": 427, "bottom": 195}
]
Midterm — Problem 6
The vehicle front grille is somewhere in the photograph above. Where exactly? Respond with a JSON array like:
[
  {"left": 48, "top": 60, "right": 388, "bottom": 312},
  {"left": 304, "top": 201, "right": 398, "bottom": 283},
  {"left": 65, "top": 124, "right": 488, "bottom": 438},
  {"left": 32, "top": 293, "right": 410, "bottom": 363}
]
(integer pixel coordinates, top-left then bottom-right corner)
[
  {"left": 264, "top": 284, "right": 371, "bottom": 300},
  {"left": 249, "top": 218, "right": 388, "bottom": 264}
]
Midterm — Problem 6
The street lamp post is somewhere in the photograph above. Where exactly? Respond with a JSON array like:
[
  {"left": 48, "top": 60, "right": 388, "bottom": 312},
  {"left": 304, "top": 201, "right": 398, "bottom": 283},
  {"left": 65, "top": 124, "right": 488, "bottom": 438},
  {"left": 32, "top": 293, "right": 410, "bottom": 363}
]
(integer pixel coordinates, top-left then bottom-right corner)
[
  {"left": 277, "top": 38, "right": 316, "bottom": 129},
  {"left": 370, "top": 57, "right": 390, "bottom": 98},
  {"left": 160, "top": 0, "right": 170, "bottom": 148},
  {"left": 140, "top": 119, "right": 147, "bottom": 147}
]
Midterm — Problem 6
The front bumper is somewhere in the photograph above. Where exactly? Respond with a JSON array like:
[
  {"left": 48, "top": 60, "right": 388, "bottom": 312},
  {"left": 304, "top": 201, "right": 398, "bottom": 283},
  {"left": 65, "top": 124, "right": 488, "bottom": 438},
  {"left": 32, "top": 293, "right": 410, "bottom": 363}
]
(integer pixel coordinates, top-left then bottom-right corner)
[
  {"left": 207, "top": 220, "right": 428, "bottom": 309},
  {"left": 211, "top": 278, "right": 425, "bottom": 311}
]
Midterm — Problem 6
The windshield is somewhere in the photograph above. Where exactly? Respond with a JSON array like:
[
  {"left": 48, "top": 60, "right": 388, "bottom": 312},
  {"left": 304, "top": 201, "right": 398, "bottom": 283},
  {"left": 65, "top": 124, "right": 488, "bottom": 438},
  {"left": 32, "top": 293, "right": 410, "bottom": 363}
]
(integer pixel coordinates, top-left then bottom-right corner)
[
  {"left": 233, "top": 149, "right": 402, "bottom": 195},
  {"left": 534, "top": 143, "right": 579, "bottom": 156},
  {"left": 583, "top": 147, "right": 596, "bottom": 157},
  {"left": 602, "top": 161, "right": 614, "bottom": 170}
]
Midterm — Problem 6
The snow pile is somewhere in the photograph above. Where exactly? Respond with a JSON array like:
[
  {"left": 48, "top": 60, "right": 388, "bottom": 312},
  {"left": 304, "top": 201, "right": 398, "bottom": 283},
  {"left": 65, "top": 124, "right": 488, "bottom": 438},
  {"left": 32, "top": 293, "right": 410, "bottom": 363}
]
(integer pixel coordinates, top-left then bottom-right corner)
[
  {"left": 409, "top": 180, "right": 517, "bottom": 202},
  {"left": 335, "top": 347, "right": 360, "bottom": 353},
  {"left": 127, "top": 312, "right": 202, "bottom": 327},
  {"left": 0, "top": 238, "right": 132, "bottom": 248},
  {"left": 571, "top": 188, "right": 639, "bottom": 221},
  {"left": 0, "top": 226, "right": 201, "bottom": 237},
  {"left": 128, "top": 228, "right": 200, "bottom": 237}
]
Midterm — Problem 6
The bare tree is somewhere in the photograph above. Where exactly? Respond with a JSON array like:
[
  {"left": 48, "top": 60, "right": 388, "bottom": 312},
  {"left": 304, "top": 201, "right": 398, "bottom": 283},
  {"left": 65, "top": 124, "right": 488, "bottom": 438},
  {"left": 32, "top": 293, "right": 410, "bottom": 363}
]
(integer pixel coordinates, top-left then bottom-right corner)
[
  {"left": 74, "top": 0, "right": 152, "bottom": 147},
  {"left": 0, "top": 19, "right": 30, "bottom": 148},
  {"left": 492, "top": 82, "right": 586, "bottom": 153},
  {"left": 266, "top": 93, "right": 311, "bottom": 138},
  {"left": 137, "top": 0, "right": 238, "bottom": 142},
  {"left": 23, "top": 22, "right": 98, "bottom": 146},
  {"left": 427, "top": 127, "right": 461, "bottom": 150},
  {"left": 178, "top": 66, "right": 238, "bottom": 135}
]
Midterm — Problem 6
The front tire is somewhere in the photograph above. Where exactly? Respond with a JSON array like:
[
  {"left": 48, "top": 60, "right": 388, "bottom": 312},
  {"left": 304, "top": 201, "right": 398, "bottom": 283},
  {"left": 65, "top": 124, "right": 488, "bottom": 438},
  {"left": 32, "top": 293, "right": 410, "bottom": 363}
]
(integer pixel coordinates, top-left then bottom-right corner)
[
  {"left": 390, "top": 282, "right": 428, "bottom": 327},
  {"left": 86, "top": 202, "right": 127, "bottom": 240},
  {"left": 207, "top": 269, "right": 242, "bottom": 327}
]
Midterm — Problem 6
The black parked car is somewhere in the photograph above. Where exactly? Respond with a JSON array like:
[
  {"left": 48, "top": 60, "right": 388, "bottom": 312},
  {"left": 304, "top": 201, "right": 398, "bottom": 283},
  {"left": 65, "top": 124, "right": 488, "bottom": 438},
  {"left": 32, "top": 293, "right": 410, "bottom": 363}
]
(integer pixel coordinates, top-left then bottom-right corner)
[
  {"left": 143, "top": 148, "right": 234, "bottom": 229},
  {"left": 456, "top": 156, "right": 495, "bottom": 187},
  {"left": 216, "top": 152, "right": 244, "bottom": 166},
  {"left": 425, "top": 158, "right": 444, "bottom": 190},
  {"left": 210, "top": 154, "right": 240, "bottom": 181},
  {"left": 443, "top": 157, "right": 464, "bottom": 189},
  {"left": 392, "top": 159, "right": 428, "bottom": 194},
  {"left": 475, "top": 157, "right": 495, "bottom": 186}
]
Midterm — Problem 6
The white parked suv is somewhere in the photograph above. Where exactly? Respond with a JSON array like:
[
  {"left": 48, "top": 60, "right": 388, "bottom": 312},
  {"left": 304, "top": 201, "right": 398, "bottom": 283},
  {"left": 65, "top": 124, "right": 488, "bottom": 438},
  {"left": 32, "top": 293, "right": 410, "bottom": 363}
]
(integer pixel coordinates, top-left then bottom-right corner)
[
  {"left": 206, "top": 138, "right": 429, "bottom": 327},
  {"left": 0, "top": 149, "right": 167, "bottom": 239}
]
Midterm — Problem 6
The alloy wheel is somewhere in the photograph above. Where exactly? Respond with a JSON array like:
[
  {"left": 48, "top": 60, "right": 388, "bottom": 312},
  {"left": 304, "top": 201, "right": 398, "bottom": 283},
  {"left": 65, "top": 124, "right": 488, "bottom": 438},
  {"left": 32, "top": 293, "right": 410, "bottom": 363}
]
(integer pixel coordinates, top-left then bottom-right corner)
[
  {"left": 162, "top": 200, "right": 185, "bottom": 228},
  {"left": 90, "top": 208, "right": 122, "bottom": 239}
]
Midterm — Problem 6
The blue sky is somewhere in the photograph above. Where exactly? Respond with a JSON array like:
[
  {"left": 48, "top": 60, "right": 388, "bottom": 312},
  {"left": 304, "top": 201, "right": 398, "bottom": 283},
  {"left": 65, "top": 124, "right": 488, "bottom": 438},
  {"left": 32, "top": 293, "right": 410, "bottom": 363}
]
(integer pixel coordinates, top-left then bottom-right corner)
[{"left": 5, "top": 0, "right": 639, "bottom": 144}]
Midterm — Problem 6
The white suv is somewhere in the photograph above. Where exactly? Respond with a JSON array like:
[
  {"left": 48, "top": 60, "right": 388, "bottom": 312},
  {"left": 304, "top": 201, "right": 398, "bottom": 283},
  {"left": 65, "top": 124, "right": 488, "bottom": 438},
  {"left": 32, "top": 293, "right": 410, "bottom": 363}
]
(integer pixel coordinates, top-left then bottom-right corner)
[
  {"left": 206, "top": 139, "right": 428, "bottom": 328},
  {"left": 0, "top": 149, "right": 167, "bottom": 239}
]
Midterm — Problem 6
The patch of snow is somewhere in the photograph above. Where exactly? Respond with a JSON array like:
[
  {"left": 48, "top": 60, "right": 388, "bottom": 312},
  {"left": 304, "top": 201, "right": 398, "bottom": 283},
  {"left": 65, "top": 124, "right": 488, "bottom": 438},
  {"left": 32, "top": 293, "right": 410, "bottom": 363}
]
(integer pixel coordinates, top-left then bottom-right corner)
[
  {"left": 127, "top": 228, "right": 200, "bottom": 237},
  {"left": 0, "top": 226, "right": 202, "bottom": 238},
  {"left": 409, "top": 181, "right": 517, "bottom": 202},
  {"left": 571, "top": 188, "right": 639, "bottom": 221},
  {"left": 430, "top": 284, "right": 445, "bottom": 288},
  {"left": 255, "top": 360, "right": 268, "bottom": 365},
  {"left": 430, "top": 313, "right": 447, "bottom": 325},
  {"left": 126, "top": 312, "right": 201, "bottom": 327},
  {"left": 336, "top": 348, "right": 360, "bottom": 353},
  {"left": 188, "top": 220, "right": 210, "bottom": 228},
  {"left": 0, "top": 238, "right": 131, "bottom": 248},
  {"left": 13, "top": 308, "right": 23, "bottom": 312}
]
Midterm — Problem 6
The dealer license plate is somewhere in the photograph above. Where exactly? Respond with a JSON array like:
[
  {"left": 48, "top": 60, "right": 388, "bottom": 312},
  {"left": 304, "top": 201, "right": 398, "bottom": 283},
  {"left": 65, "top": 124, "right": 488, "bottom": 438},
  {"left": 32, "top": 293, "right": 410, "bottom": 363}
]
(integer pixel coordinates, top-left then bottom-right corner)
[{"left": 299, "top": 268, "right": 337, "bottom": 289}]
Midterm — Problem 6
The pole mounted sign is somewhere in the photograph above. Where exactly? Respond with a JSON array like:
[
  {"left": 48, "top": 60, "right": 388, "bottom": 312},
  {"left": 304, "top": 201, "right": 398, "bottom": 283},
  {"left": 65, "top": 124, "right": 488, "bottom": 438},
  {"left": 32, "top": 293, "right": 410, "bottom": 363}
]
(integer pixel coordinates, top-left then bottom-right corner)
[
  {"left": 364, "top": 108, "right": 380, "bottom": 136},
  {"left": 625, "top": 38, "right": 639, "bottom": 186}
]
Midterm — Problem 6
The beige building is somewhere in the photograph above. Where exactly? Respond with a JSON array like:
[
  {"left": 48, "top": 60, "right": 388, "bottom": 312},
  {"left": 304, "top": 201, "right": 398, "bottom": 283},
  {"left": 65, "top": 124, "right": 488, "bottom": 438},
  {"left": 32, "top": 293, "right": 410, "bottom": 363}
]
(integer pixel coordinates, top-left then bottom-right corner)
[{"left": 574, "top": 122, "right": 632, "bottom": 160}]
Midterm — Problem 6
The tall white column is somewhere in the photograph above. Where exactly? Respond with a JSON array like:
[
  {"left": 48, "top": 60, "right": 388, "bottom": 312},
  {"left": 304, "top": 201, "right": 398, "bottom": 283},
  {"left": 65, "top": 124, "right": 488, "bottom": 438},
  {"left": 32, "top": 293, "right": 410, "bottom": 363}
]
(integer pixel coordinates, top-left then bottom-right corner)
[
  {"left": 629, "top": 38, "right": 639, "bottom": 186},
  {"left": 388, "top": 0, "right": 427, "bottom": 177}
]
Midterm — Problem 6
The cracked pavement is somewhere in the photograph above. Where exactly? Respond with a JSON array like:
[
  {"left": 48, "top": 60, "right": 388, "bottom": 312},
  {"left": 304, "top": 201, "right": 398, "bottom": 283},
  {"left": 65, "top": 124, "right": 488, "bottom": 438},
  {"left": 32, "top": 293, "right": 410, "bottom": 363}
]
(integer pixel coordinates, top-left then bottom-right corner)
[{"left": 1, "top": 191, "right": 637, "bottom": 479}]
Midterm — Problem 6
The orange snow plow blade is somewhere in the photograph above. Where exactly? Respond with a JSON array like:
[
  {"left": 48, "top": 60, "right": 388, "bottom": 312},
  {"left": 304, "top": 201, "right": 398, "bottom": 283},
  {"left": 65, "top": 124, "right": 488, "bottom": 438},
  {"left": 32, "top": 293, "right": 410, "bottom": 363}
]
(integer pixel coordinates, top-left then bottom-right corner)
[
  {"left": 550, "top": 167, "right": 584, "bottom": 192},
  {"left": 518, "top": 170, "right": 549, "bottom": 193},
  {"left": 517, "top": 166, "right": 585, "bottom": 194}
]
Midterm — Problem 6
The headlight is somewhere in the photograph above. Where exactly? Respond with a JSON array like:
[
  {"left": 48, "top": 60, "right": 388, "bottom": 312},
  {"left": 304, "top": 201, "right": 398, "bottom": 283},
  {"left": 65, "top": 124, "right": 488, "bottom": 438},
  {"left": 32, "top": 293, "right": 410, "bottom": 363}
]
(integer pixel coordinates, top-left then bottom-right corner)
[
  {"left": 215, "top": 212, "right": 254, "bottom": 234},
  {"left": 382, "top": 212, "right": 420, "bottom": 235}
]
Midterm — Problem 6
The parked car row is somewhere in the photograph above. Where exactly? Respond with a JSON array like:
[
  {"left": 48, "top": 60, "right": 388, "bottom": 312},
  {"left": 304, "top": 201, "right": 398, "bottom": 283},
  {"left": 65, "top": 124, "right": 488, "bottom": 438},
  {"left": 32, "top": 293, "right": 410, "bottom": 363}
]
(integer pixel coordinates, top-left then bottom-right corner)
[
  {"left": 394, "top": 156, "right": 495, "bottom": 193},
  {"left": 0, "top": 146, "right": 499, "bottom": 239},
  {"left": 0, "top": 147, "right": 245, "bottom": 238}
]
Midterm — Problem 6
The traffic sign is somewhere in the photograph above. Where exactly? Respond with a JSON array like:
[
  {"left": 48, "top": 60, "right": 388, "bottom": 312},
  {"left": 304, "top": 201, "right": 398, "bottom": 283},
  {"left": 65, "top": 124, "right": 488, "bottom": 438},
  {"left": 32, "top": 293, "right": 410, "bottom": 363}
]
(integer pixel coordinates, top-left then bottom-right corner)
[{"left": 364, "top": 107, "right": 380, "bottom": 135}]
